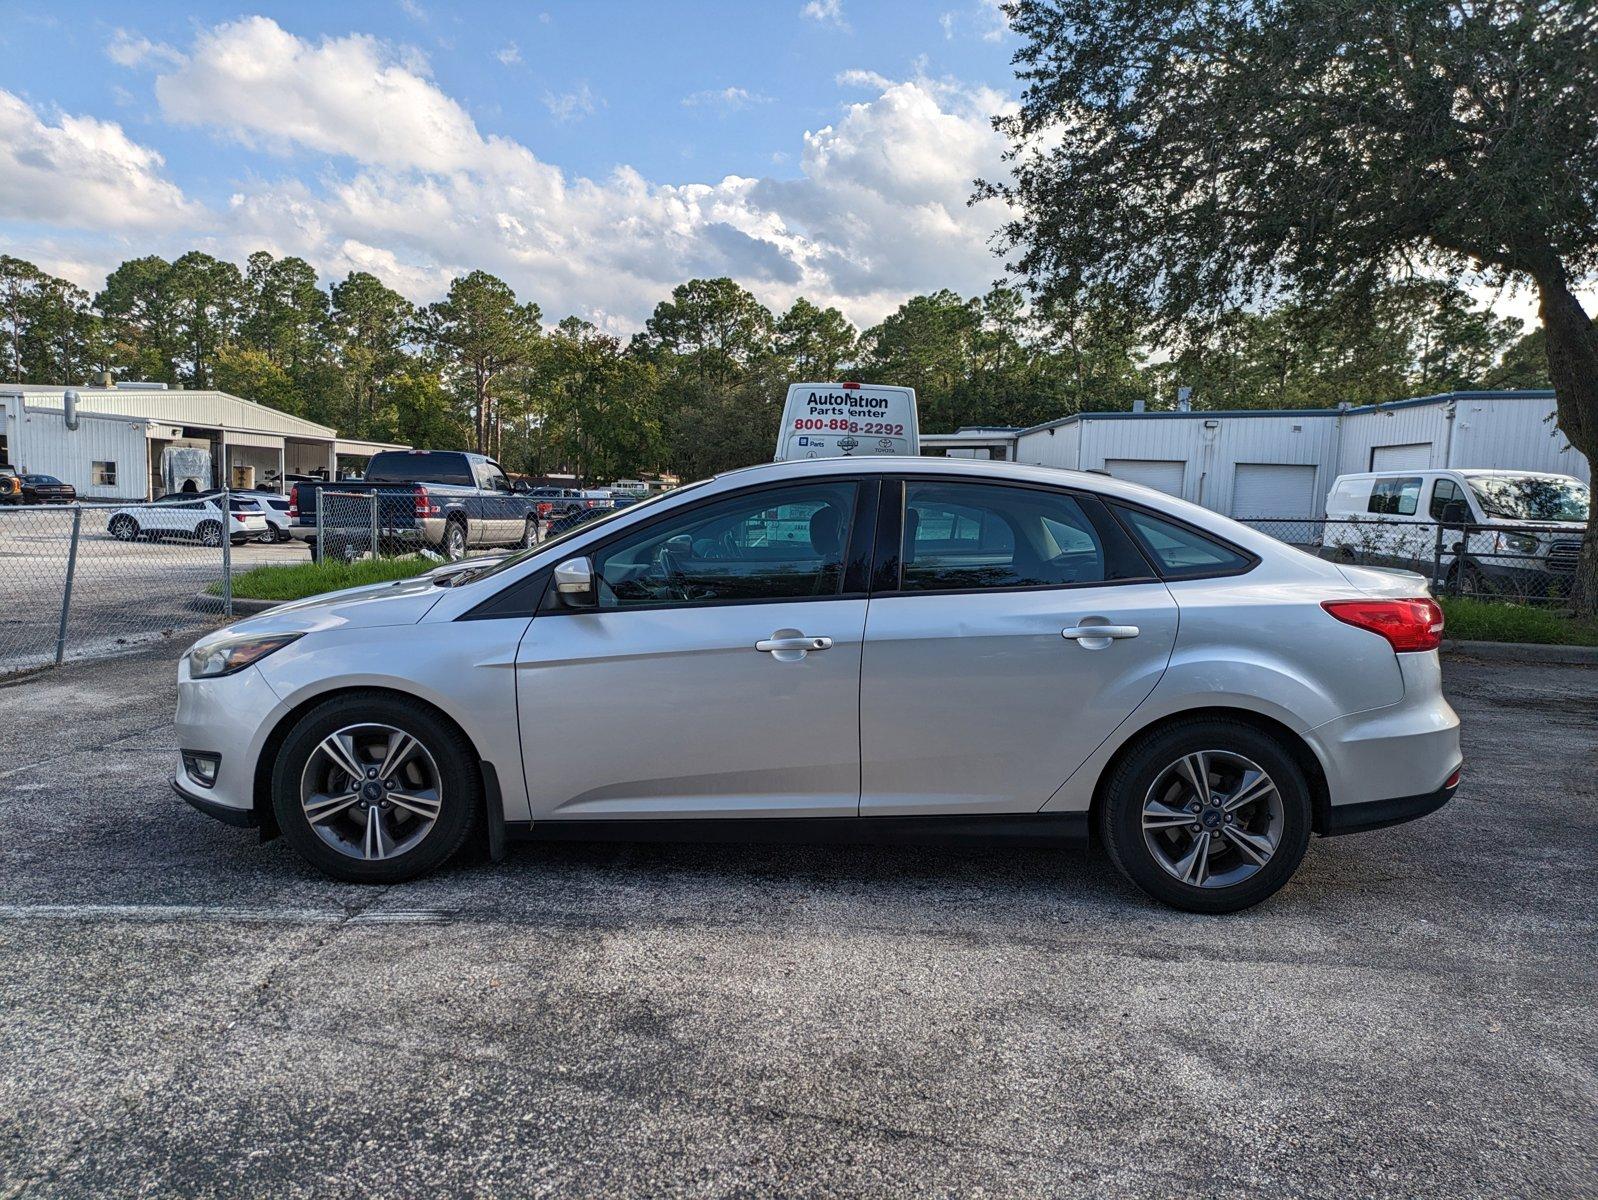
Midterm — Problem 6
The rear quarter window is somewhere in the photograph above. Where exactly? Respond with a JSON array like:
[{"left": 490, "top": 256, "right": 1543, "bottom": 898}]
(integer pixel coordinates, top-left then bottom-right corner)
[{"left": 1111, "top": 506, "right": 1254, "bottom": 579}]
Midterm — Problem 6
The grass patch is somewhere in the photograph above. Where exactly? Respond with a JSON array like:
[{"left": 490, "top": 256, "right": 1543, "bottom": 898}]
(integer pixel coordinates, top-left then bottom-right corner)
[
  {"left": 1438, "top": 597, "right": 1598, "bottom": 647},
  {"left": 210, "top": 555, "right": 433, "bottom": 602}
]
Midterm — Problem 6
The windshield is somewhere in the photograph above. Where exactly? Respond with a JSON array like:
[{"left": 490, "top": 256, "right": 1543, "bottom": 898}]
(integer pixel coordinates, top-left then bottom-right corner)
[
  {"left": 24, "top": 475, "right": 62, "bottom": 485},
  {"left": 1466, "top": 476, "right": 1589, "bottom": 523},
  {"left": 441, "top": 481, "right": 709, "bottom": 586}
]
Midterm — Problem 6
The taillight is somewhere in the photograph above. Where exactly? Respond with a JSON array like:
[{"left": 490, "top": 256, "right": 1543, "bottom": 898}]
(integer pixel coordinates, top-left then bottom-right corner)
[
  {"left": 287, "top": 485, "right": 299, "bottom": 518},
  {"left": 415, "top": 486, "right": 439, "bottom": 518},
  {"left": 1321, "top": 598, "right": 1444, "bottom": 653},
  {"left": 536, "top": 501, "right": 552, "bottom": 517}
]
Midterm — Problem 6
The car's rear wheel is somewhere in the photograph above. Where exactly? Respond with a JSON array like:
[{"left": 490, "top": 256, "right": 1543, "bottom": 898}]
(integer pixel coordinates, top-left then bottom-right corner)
[
  {"left": 197, "top": 520, "right": 223, "bottom": 547},
  {"left": 439, "top": 518, "right": 467, "bottom": 561},
  {"left": 1099, "top": 718, "right": 1312, "bottom": 913},
  {"left": 519, "top": 518, "right": 537, "bottom": 549},
  {"left": 271, "top": 693, "right": 480, "bottom": 883},
  {"left": 109, "top": 515, "right": 139, "bottom": 541}
]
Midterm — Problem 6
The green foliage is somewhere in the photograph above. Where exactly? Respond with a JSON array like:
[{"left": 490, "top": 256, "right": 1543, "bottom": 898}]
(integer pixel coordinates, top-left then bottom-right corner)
[
  {"left": 417, "top": 270, "right": 542, "bottom": 454},
  {"left": 214, "top": 555, "right": 433, "bottom": 601},
  {"left": 1437, "top": 597, "right": 1598, "bottom": 647},
  {"left": 0, "top": 250, "right": 1562, "bottom": 489}
]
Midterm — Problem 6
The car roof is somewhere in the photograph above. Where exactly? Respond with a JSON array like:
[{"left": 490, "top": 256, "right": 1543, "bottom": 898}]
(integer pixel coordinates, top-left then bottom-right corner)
[{"left": 709, "top": 454, "right": 1254, "bottom": 531}]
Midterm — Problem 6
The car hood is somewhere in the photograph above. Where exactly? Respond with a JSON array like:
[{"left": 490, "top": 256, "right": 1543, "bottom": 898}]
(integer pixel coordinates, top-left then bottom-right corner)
[{"left": 218, "top": 574, "right": 447, "bottom": 638}]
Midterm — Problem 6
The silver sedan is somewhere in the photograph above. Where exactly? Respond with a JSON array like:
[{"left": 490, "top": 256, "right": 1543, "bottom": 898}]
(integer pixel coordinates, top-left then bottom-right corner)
[{"left": 172, "top": 457, "right": 1460, "bottom": 912}]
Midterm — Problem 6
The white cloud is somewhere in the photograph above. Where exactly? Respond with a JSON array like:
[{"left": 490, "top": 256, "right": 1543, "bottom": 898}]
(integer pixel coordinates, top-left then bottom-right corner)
[
  {"left": 682, "top": 87, "right": 773, "bottom": 111},
  {"left": 836, "top": 68, "right": 894, "bottom": 91},
  {"left": 23, "top": 18, "right": 1021, "bottom": 330},
  {"left": 105, "top": 30, "right": 184, "bottom": 68},
  {"left": 0, "top": 90, "right": 197, "bottom": 232},
  {"left": 801, "top": 0, "right": 849, "bottom": 29},
  {"left": 495, "top": 42, "right": 521, "bottom": 67},
  {"left": 153, "top": 17, "right": 488, "bottom": 171},
  {"left": 542, "top": 82, "right": 598, "bottom": 122}
]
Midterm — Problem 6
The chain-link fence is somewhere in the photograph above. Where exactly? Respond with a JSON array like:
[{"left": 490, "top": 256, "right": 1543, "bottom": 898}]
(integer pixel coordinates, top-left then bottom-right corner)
[
  {"left": 0, "top": 501, "right": 235, "bottom": 676},
  {"left": 3, "top": 494, "right": 1586, "bottom": 678},
  {"left": 1242, "top": 516, "right": 1585, "bottom": 605}
]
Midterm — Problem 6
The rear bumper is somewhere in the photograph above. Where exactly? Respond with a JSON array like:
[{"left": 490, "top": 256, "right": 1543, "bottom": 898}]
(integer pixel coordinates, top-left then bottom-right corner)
[{"left": 1322, "top": 771, "right": 1459, "bottom": 836}]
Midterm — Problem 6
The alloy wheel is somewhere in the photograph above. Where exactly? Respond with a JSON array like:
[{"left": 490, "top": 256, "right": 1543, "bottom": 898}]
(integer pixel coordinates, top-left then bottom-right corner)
[
  {"left": 1141, "top": 750, "right": 1283, "bottom": 889},
  {"left": 299, "top": 723, "right": 443, "bottom": 861}
]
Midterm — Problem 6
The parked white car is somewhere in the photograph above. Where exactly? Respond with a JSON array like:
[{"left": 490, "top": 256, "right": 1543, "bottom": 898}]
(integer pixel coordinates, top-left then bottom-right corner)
[
  {"left": 245, "top": 491, "right": 294, "bottom": 543},
  {"left": 1322, "top": 469, "right": 1587, "bottom": 594},
  {"left": 107, "top": 493, "right": 268, "bottom": 546},
  {"left": 173, "top": 457, "right": 1461, "bottom": 913}
]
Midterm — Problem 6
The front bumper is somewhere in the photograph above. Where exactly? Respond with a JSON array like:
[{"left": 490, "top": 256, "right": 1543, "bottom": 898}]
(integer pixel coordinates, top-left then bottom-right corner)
[
  {"left": 172, "top": 776, "right": 259, "bottom": 827},
  {"left": 173, "top": 659, "right": 285, "bottom": 823}
]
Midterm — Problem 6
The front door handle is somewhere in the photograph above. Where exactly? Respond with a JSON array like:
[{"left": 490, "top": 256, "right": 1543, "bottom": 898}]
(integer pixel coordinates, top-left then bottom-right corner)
[
  {"left": 756, "top": 635, "right": 833, "bottom": 653},
  {"left": 1061, "top": 624, "right": 1140, "bottom": 643}
]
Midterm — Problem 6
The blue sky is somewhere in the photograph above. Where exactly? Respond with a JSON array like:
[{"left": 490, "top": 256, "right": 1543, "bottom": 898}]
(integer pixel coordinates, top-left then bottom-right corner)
[{"left": 0, "top": 1, "right": 1026, "bottom": 330}]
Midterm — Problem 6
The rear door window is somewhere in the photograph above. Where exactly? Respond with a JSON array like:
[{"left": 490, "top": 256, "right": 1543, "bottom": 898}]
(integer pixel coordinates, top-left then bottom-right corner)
[{"left": 900, "top": 482, "right": 1149, "bottom": 592}]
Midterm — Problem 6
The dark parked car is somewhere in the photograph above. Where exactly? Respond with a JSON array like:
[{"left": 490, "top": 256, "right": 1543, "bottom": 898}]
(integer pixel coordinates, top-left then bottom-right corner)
[{"left": 0, "top": 473, "right": 76, "bottom": 504}]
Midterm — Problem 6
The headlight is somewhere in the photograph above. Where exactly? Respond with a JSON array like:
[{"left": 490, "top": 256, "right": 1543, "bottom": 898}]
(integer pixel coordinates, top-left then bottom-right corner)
[
  {"left": 186, "top": 632, "right": 302, "bottom": 678},
  {"left": 1496, "top": 532, "right": 1538, "bottom": 554}
]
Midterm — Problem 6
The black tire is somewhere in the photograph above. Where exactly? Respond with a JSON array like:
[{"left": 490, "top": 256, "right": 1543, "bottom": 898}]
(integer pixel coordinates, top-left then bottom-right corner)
[
  {"left": 271, "top": 692, "right": 481, "bottom": 884},
  {"left": 197, "top": 520, "right": 223, "bottom": 547},
  {"left": 1450, "top": 561, "right": 1485, "bottom": 598},
  {"left": 439, "top": 518, "right": 467, "bottom": 561},
  {"left": 109, "top": 515, "right": 139, "bottom": 541},
  {"left": 310, "top": 535, "right": 324, "bottom": 564},
  {"left": 1098, "top": 717, "right": 1312, "bottom": 914},
  {"left": 519, "top": 518, "right": 538, "bottom": 549}
]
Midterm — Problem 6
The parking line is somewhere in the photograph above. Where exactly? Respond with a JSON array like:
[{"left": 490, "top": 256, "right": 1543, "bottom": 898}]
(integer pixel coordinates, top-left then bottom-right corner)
[{"left": 0, "top": 903, "right": 455, "bottom": 925}]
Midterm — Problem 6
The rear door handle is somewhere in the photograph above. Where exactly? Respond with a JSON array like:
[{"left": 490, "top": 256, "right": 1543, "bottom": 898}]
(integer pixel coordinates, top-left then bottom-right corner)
[
  {"left": 1061, "top": 624, "right": 1139, "bottom": 642},
  {"left": 756, "top": 636, "right": 833, "bottom": 653}
]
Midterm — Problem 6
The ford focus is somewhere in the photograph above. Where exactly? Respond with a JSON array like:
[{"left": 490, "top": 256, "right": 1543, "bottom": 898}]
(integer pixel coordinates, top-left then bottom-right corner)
[{"left": 173, "top": 457, "right": 1460, "bottom": 912}]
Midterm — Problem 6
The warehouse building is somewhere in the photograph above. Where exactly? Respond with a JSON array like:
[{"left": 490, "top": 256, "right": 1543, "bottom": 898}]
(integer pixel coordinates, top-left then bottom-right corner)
[
  {"left": 0, "top": 383, "right": 404, "bottom": 501},
  {"left": 922, "top": 390, "right": 1587, "bottom": 520}
]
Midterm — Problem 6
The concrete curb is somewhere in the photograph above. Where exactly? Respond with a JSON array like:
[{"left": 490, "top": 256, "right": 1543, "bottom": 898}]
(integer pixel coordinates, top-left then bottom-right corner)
[
  {"left": 190, "top": 591, "right": 281, "bottom": 616},
  {"left": 1443, "top": 638, "right": 1598, "bottom": 665}
]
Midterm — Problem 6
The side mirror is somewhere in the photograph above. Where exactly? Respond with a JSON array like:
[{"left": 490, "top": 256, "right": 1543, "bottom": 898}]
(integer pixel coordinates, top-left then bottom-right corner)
[
  {"left": 512, "top": 479, "right": 530, "bottom": 493},
  {"left": 1441, "top": 500, "right": 1469, "bottom": 525},
  {"left": 553, "top": 556, "right": 596, "bottom": 606}
]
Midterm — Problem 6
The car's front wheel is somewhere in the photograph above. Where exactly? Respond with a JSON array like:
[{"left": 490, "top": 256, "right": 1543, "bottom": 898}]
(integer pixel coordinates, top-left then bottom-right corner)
[
  {"left": 1099, "top": 718, "right": 1312, "bottom": 913},
  {"left": 109, "top": 514, "right": 139, "bottom": 541},
  {"left": 271, "top": 693, "right": 481, "bottom": 883}
]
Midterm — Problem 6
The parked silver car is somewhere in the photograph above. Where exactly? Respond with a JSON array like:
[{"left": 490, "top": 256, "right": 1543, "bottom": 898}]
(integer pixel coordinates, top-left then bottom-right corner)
[{"left": 172, "top": 457, "right": 1460, "bottom": 912}]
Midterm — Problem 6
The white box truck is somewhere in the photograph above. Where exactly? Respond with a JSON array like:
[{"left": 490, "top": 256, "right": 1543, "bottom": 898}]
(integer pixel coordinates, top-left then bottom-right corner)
[{"left": 774, "top": 382, "right": 918, "bottom": 462}]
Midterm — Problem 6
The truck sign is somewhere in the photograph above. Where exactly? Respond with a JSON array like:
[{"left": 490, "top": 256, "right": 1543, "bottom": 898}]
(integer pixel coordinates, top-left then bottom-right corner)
[{"left": 773, "top": 382, "right": 919, "bottom": 462}]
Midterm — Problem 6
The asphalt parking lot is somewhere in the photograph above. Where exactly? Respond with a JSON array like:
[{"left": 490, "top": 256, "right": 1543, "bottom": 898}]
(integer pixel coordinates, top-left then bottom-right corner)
[{"left": 1, "top": 646, "right": 1594, "bottom": 1198}]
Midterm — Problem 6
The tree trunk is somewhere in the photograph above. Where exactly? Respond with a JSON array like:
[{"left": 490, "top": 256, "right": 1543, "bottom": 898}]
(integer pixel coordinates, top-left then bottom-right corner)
[{"left": 1535, "top": 267, "right": 1598, "bottom": 617}]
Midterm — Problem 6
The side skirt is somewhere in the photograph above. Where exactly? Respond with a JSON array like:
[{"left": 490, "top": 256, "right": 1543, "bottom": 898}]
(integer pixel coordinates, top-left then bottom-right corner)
[{"left": 505, "top": 812, "right": 1089, "bottom": 850}]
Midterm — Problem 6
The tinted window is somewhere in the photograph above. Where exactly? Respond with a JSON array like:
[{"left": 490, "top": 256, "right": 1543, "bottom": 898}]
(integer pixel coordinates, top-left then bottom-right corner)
[
  {"left": 1112, "top": 506, "right": 1252, "bottom": 579},
  {"left": 1368, "top": 477, "right": 1422, "bottom": 516},
  {"left": 365, "top": 452, "right": 473, "bottom": 487},
  {"left": 23, "top": 475, "right": 61, "bottom": 485},
  {"left": 901, "top": 482, "right": 1147, "bottom": 592},
  {"left": 1428, "top": 478, "right": 1465, "bottom": 521},
  {"left": 593, "top": 482, "right": 858, "bottom": 608}
]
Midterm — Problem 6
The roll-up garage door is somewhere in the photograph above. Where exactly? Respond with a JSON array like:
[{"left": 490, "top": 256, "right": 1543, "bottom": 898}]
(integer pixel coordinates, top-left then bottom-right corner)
[
  {"left": 1231, "top": 463, "right": 1318, "bottom": 519},
  {"left": 1103, "top": 459, "right": 1185, "bottom": 497},
  {"left": 1370, "top": 443, "right": 1432, "bottom": 472}
]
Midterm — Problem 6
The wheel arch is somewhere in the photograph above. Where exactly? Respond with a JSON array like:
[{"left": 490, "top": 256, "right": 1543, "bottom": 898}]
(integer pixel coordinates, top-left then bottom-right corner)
[
  {"left": 250, "top": 684, "right": 493, "bottom": 841},
  {"left": 1086, "top": 706, "right": 1333, "bottom": 836}
]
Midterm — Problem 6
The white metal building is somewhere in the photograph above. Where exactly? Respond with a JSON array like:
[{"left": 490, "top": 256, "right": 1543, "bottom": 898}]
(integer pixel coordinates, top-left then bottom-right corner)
[
  {"left": 921, "top": 390, "right": 1587, "bottom": 520},
  {"left": 0, "top": 383, "right": 404, "bottom": 501}
]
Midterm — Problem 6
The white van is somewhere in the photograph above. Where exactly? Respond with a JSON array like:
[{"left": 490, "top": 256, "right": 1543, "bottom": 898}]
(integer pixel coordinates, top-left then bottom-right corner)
[
  {"left": 773, "top": 382, "right": 918, "bottom": 462},
  {"left": 1321, "top": 469, "right": 1588, "bottom": 594}
]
